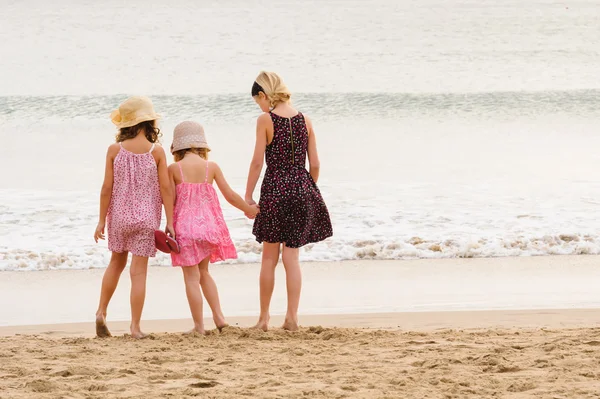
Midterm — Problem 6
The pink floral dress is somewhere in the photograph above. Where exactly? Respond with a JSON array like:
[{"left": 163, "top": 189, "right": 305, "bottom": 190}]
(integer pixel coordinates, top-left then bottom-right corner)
[
  {"left": 107, "top": 143, "right": 162, "bottom": 257},
  {"left": 171, "top": 161, "right": 237, "bottom": 266}
]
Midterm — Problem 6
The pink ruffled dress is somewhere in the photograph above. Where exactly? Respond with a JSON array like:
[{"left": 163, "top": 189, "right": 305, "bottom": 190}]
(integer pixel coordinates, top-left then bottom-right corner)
[{"left": 171, "top": 161, "right": 237, "bottom": 266}]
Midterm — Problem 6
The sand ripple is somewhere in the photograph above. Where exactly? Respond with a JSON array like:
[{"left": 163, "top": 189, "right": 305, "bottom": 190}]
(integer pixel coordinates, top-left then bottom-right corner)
[{"left": 2, "top": 326, "right": 600, "bottom": 398}]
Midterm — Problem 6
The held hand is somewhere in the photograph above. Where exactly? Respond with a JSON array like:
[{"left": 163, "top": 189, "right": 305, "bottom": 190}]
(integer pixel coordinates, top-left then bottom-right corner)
[
  {"left": 165, "top": 224, "right": 176, "bottom": 239},
  {"left": 94, "top": 222, "right": 105, "bottom": 243},
  {"left": 245, "top": 198, "right": 257, "bottom": 206},
  {"left": 245, "top": 204, "right": 260, "bottom": 219}
]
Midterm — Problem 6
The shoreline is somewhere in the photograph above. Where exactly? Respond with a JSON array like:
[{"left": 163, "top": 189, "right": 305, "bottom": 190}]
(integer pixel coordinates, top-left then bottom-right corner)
[
  {"left": 4, "top": 252, "right": 598, "bottom": 272},
  {"left": 1, "top": 307, "right": 600, "bottom": 337},
  {"left": 2, "top": 256, "right": 600, "bottom": 328}
]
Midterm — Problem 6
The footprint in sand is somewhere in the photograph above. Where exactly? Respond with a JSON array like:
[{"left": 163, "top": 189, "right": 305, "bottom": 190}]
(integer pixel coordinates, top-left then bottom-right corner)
[
  {"left": 25, "top": 379, "right": 57, "bottom": 393},
  {"left": 189, "top": 381, "right": 219, "bottom": 388}
]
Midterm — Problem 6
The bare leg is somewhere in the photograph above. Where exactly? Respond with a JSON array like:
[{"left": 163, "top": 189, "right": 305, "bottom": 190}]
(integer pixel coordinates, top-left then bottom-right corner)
[
  {"left": 129, "top": 255, "right": 149, "bottom": 339},
  {"left": 182, "top": 264, "right": 205, "bottom": 334},
  {"left": 198, "top": 257, "right": 226, "bottom": 330},
  {"left": 95, "top": 251, "right": 128, "bottom": 337},
  {"left": 281, "top": 245, "right": 301, "bottom": 331},
  {"left": 254, "top": 242, "right": 281, "bottom": 331}
]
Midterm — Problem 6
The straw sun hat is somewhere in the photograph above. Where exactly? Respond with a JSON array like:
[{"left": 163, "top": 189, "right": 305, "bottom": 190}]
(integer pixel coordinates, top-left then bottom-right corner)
[
  {"left": 171, "top": 121, "right": 211, "bottom": 153},
  {"left": 110, "top": 96, "right": 160, "bottom": 129}
]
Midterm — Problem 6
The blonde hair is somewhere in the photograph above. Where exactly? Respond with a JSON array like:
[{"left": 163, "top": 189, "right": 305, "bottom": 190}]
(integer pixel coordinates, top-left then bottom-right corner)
[
  {"left": 254, "top": 71, "right": 292, "bottom": 108},
  {"left": 172, "top": 147, "right": 209, "bottom": 162}
]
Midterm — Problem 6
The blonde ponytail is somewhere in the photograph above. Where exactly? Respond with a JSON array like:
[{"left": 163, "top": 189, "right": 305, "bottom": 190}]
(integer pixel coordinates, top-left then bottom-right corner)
[{"left": 255, "top": 71, "right": 292, "bottom": 108}]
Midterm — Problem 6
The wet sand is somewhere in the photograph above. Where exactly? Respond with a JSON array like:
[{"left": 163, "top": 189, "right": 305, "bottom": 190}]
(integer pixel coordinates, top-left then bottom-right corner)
[{"left": 3, "top": 256, "right": 600, "bottom": 327}]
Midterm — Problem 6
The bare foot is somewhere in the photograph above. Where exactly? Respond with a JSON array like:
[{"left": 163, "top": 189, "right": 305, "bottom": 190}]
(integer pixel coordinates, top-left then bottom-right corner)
[
  {"left": 216, "top": 323, "right": 229, "bottom": 333},
  {"left": 95, "top": 315, "right": 112, "bottom": 338},
  {"left": 282, "top": 319, "right": 299, "bottom": 332},
  {"left": 253, "top": 319, "right": 269, "bottom": 332},
  {"left": 184, "top": 328, "right": 206, "bottom": 336},
  {"left": 130, "top": 330, "right": 149, "bottom": 339}
]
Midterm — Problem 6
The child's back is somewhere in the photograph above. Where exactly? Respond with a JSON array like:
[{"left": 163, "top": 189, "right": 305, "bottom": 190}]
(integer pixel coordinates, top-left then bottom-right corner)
[
  {"left": 172, "top": 156, "right": 236, "bottom": 264},
  {"left": 167, "top": 120, "right": 258, "bottom": 334},
  {"left": 246, "top": 71, "right": 333, "bottom": 332},
  {"left": 168, "top": 120, "right": 258, "bottom": 266},
  {"left": 108, "top": 137, "right": 162, "bottom": 256},
  {"left": 95, "top": 96, "right": 175, "bottom": 339}
]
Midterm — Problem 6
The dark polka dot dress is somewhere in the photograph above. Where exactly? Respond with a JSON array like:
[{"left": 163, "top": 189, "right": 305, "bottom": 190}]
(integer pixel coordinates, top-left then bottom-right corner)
[{"left": 253, "top": 112, "right": 333, "bottom": 248}]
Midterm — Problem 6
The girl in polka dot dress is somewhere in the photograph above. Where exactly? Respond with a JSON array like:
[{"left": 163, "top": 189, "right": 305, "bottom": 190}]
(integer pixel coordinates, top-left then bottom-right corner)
[
  {"left": 246, "top": 71, "right": 333, "bottom": 332},
  {"left": 93, "top": 96, "right": 175, "bottom": 339}
]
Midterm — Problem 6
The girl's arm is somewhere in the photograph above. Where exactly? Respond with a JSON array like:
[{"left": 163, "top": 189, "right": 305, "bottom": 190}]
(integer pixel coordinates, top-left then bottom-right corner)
[
  {"left": 305, "top": 116, "right": 321, "bottom": 183},
  {"left": 95, "top": 144, "right": 119, "bottom": 242},
  {"left": 215, "top": 162, "right": 259, "bottom": 218},
  {"left": 244, "top": 113, "right": 269, "bottom": 204},
  {"left": 167, "top": 164, "right": 178, "bottom": 205},
  {"left": 155, "top": 146, "right": 176, "bottom": 237},
  {"left": 167, "top": 164, "right": 178, "bottom": 233}
]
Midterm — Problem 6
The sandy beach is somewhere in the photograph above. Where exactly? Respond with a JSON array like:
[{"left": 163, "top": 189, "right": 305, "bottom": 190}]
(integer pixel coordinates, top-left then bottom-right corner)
[
  {"left": 1, "top": 257, "right": 600, "bottom": 398},
  {"left": 2, "top": 310, "right": 600, "bottom": 398}
]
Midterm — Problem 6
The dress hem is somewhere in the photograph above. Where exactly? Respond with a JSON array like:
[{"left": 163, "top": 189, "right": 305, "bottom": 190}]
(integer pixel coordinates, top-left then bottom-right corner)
[
  {"left": 253, "top": 233, "right": 333, "bottom": 249},
  {"left": 108, "top": 247, "right": 157, "bottom": 258}
]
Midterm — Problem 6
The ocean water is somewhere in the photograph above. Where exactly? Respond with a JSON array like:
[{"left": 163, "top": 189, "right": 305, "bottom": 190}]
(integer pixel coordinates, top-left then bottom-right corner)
[{"left": 1, "top": 0, "right": 600, "bottom": 271}]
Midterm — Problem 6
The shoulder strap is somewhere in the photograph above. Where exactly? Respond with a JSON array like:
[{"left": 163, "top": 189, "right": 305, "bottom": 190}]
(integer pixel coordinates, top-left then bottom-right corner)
[
  {"left": 148, "top": 143, "right": 155, "bottom": 153},
  {"left": 299, "top": 112, "right": 309, "bottom": 135},
  {"left": 178, "top": 162, "right": 185, "bottom": 183},
  {"left": 205, "top": 160, "right": 209, "bottom": 183}
]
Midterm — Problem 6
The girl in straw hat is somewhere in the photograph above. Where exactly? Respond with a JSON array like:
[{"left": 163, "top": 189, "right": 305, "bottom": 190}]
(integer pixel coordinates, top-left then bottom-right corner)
[
  {"left": 169, "top": 121, "right": 259, "bottom": 335},
  {"left": 246, "top": 71, "right": 333, "bottom": 331},
  {"left": 94, "top": 96, "right": 175, "bottom": 339}
]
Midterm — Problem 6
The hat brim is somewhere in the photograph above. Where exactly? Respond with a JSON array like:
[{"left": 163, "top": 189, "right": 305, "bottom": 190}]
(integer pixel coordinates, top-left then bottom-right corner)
[
  {"left": 171, "top": 144, "right": 211, "bottom": 154},
  {"left": 112, "top": 114, "right": 161, "bottom": 129}
]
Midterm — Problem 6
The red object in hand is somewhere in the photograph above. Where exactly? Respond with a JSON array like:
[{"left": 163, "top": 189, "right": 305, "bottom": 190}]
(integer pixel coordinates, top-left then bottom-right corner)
[{"left": 154, "top": 230, "right": 180, "bottom": 254}]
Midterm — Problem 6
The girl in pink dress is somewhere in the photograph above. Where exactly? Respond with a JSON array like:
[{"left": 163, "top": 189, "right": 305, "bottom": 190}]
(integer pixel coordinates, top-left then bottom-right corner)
[
  {"left": 168, "top": 121, "right": 259, "bottom": 334},
  {"left": 94, "top": 96, "right": 175, "bottom": 339}
]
